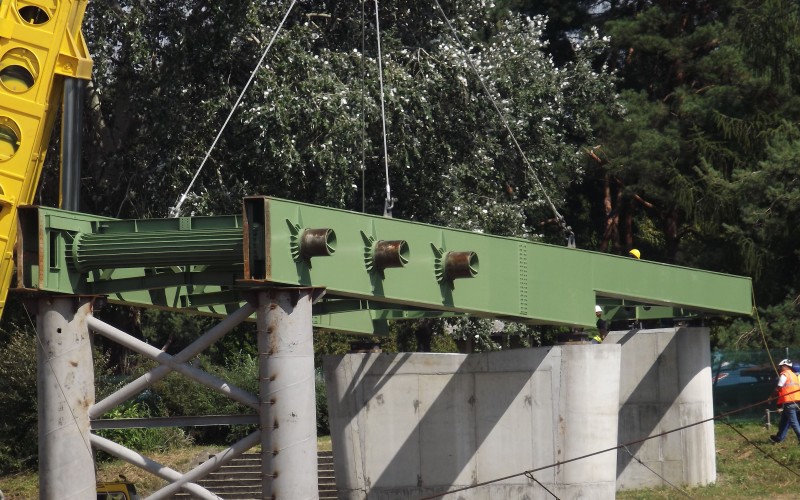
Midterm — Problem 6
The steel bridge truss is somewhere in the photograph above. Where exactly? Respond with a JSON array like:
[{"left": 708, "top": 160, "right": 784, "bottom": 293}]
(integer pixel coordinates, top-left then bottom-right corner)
[
  {"left": 17, "top": 196, "right": 753, "bottom": 334},
  {"left": 20, "top": 195, "right": 753, "bottom": 498}
]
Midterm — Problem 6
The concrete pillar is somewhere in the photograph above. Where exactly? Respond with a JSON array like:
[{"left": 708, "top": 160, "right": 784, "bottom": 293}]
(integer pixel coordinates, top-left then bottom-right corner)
[
  {"left": 257, "top": 289, "right": 319, "bottom": 499},
  {"left": 324, "top": 345, "right": 622, "bottom": 499},
  {"left": 37, "top": 297, "right": 95, "bottom": 499},
  {"left": 610, "top": 327, "right": 715, "bottom": 490}
]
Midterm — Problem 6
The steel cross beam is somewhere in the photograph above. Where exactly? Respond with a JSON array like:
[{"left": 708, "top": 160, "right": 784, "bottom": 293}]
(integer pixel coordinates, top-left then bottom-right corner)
[{"left": 15, "top": 197, "right": 753, "bottom": 333}]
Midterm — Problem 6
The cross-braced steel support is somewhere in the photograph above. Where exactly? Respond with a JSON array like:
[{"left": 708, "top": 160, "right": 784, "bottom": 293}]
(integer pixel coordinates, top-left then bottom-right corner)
[{"left": 35, "top": 292, "right": 323, "bottom": 498}]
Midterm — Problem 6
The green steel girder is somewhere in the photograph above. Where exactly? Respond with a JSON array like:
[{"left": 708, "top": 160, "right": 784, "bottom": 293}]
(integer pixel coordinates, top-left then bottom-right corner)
[{"left": 15, "top": 197, "right": 754, "bottom": 333}]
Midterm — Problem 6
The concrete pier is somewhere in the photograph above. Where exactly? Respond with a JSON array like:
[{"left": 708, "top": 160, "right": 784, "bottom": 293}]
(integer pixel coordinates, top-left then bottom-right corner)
[
  {"left": 324, "top": 327, "right": 717, "bottom": 498},
  {"left": 324, "top": 344, "right": 621, "bottom": 499},
  {"left": 610, "top": 327, "right": 715, "bottom": 490}
]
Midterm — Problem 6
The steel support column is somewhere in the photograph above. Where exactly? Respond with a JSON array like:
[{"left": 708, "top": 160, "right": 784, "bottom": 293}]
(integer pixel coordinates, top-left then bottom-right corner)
[
  {"left": 257, "top": 289, "right": 319, "bottom": 499},
  {"left": 60, "top": 78, "right": 84, "bottom": 212},
  {"left": 37, "top": 296, "right": 95, "bottom": 499}
]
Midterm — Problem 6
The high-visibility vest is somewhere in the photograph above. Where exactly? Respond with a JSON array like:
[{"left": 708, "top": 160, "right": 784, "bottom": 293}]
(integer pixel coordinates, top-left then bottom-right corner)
[{"left": 778, "top": 370, "right": 800, "bottom": 404}]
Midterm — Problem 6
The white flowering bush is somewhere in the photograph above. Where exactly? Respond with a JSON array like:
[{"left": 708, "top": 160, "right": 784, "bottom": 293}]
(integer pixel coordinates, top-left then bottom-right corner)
[{"left": 83, "top": 0, "right": 618, "bottom": 233}]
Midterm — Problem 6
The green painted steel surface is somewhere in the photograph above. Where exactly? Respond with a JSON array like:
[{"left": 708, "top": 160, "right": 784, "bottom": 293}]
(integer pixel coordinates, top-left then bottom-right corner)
[
  {"left": 250, "top": 197, "right": 753, "bottom": 326},
  {"left": 15, "top": 197, "right": 753, "bottom": 332}
]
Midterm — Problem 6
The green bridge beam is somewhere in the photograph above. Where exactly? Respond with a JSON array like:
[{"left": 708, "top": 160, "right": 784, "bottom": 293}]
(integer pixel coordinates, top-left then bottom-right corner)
[{"left": 16, "top": 197, "right": 753, "bottom": 332}]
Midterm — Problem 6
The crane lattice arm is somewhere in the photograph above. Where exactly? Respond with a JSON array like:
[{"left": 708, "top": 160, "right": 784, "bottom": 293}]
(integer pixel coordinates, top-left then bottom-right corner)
[{"left": 0, "top": 0, "right": 91, "bottom": 319}]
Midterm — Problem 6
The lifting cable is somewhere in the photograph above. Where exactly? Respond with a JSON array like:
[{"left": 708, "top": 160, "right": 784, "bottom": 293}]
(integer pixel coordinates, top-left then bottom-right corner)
[
  {"left": 169, "top": 0, "right": 298, "bottom": 218},
  {"left": 753, "top": 288, "right": 778, "bottom": 375},
  {"left": 360, "top": 0, "right": 367, "bottom": 212},
  {"left": 523, "top": 472, "right": 559, "bottom": 499},
  {"left": 432, "top": 0, "right": 575, "bottom": 248},
  {"left": 373, "top": 0, "right": 394, "bottom": 217},
  {"left": 419, "top": 390, "right": 800, "bottom": 499},
  {"left": 721, "top": 420, "right": 800, "bottom": 480},
  {"left": 620, "top": 444, "right": 692, "bottom": 498}
]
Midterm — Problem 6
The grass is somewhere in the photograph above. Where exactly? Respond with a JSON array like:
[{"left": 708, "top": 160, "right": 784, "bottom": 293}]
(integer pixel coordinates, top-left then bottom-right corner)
[
  {"left": 618, "top": 420, "right": 800, "bottom": 499},
  {"left": 0, "top": 435, "right": 333, "bottom": 499},
  {"left": 5, "top": 426, "right": 800, "bottom": 499}
]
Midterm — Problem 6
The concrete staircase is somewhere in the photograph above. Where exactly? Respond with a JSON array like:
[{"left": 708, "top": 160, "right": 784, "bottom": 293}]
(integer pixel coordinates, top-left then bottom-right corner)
[
  {"left": 317, "top": 450, "right": 337, "bottom": 499},
  {"left": 172, "top": 450, "right": 337, "bottom": 499}
]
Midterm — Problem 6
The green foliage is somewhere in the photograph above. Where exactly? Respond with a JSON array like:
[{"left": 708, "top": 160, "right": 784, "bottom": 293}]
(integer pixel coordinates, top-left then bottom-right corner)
[
  {"left": 81, "top": 0, "right": 618, "bottom": 244},
  {"left": 723, "top": 130, "right": 800, "bottom": 303},
  {"left": 315, "top": 370, "right": 329, "bottom": 436},
  {"left": 0, "top": 331, "right": 37, "bottom": 472},
  {"left": 139, "top": 309, "right": 257, "bottom": 365},
  {"left": 95, "top": 401, "right": 191, "bottom": 456},
  {"left": 736, "top": 0, "right": 800, "bottom": 89},
  {"left": 313, "top": 331, "right": 368, "bottom": 368},
  {"left": 148, "top": 352, "right": 258, "bottom": 444}
]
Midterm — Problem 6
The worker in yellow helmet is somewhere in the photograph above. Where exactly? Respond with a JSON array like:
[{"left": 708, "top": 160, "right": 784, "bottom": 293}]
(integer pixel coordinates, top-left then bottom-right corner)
[{"left": 628, "top": 248, "right": 641, "bottom": 259}]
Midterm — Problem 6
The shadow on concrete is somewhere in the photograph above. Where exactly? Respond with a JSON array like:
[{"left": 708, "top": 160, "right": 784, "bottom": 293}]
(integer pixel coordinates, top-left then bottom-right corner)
[
  {"left": 613, "top": 329, "right": 696, "bottom": 480},
  {"left": 328, "top": 349, "right": 548, "bottom": 497}
]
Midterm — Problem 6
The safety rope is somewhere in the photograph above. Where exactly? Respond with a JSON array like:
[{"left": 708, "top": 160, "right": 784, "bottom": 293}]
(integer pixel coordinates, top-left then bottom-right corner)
[
  {"left": 419, "top": 390, "right": 800, "bottom": 499},
  {"left": 523, "top": 472, "right": 559, "bottom": 499},
  {"left": 621, "top": 444, "right": 692, "bottom": 498},
  {"left": 432, "top": 0, "right": 575, "bottom": 247},
  {"left": 752, "top": 288, "right": 778, "bottom": 375},
  {"left": 360, "top": 0, "right": 367, "bottom": 213},
  {"left": 373, "top": 0, "right": 394, "bottom": 217},
  {"left": 722, "top": 419, "right": 800, "bottom": 479},
  {"left": 169, "top": 0, "right": 298, "bottom": 218}
]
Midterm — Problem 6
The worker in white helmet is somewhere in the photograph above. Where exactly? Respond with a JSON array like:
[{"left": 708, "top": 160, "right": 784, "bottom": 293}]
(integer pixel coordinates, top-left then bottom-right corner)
[
  {"left": 770, "top": 359, "right": 800, "bottom": 444},
  {"left": 589, "top": 305, "right": 608, "bottom": 344}
]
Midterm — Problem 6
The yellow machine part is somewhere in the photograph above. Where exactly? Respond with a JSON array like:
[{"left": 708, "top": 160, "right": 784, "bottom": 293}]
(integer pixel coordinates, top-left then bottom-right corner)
[
  {"left": 96, "top": 481, "right": 139, "bottom": 500},
  {"left": 0, "top": 0, "right": 91, "bottom": 319}
]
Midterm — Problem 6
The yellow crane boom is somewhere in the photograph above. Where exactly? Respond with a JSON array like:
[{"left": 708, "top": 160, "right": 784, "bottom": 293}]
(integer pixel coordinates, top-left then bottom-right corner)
[{"left": 0, "top": 0, "right": 91, "bottom": 318}]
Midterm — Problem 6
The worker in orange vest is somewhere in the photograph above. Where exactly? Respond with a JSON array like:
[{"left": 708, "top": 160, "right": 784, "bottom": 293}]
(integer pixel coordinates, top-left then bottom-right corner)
[{"left": 770, "top": 359, "right": 800, "bottom": 444}]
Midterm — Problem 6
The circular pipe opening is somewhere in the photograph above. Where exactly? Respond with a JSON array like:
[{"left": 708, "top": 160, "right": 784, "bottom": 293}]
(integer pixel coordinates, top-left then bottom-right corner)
[
  {"left": 0, "top": 117, "right": 22, "bottom": 161},
  {"left": 444, "top": 251, "right": 479, "bottom": 280},
  {"left": 374, "top": 240, "right": 409, "bottom": 270},
  {"left": 300, "top": 228, "right": 336, "bottom": 258},
  {"left": 18, "top": 6, "right": 50, "bottom": 25}
]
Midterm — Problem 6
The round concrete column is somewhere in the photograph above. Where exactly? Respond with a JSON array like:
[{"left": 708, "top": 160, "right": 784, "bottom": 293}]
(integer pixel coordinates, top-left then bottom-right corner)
[
  {"left": 257, "top": 289, "right": 318, "bottom": 499},
  {"left": 37, "top": 296, "right": 96, "bottom": 499}
]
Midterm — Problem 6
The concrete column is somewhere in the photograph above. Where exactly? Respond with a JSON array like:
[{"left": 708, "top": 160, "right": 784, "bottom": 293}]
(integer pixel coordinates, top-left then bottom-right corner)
[
  {"left": 611, "top": 327, "right": 715, "bottom": 490},
  {"left": 37, "top": 296, "right": 95, "bottom": 499},
  {"left": 324, "top": 345, "right": 622, "bottom": 499},
  {"left": 257, "top": 289, "right": 319, "bottom": 499}
]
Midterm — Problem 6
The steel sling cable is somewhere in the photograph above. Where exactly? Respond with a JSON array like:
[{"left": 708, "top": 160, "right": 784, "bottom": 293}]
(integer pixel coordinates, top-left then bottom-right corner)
[
  {"left": 170, "top": 0, "right": 298, "bottom": 218},
  {"left": 432, "top": 0, "right": 575, "bottom": 247},
  {"left": 360, "top": 0, "right": 367, "bottom": 213},
  {"left": 523, "top": 472, "right": 559, "bottom": 499},
  {"left": 753, "top": 288, "right": 778, "bottom": 374},
  {"left": 620, "top": 444, "right": 692, "bottom": 498},
  {"left": 722, "top": 419, "right": 800, "bottom": 479},
  {"left": 418, "top": 390, "right": 800, "bottom": 499},
  {"left": 373, "top": 0, "right": 394, "bottom": 217}
]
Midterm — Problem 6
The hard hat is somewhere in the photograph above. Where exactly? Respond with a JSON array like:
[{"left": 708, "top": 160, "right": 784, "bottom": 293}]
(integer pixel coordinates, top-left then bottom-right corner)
[
  {"left": 595, "top": 305, "right": 603, "bottom": 313},
  {"left": 628, "top": 249, "right": 641, "bottom": 259},
  {"left": 779, "top": 359, "right": 792, "bottom": 367}
]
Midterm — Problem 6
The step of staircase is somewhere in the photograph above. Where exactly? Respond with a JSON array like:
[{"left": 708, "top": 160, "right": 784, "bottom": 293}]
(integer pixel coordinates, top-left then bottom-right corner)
[{"left": 172, "top": 450, "right": 337, "bottom": 499}]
